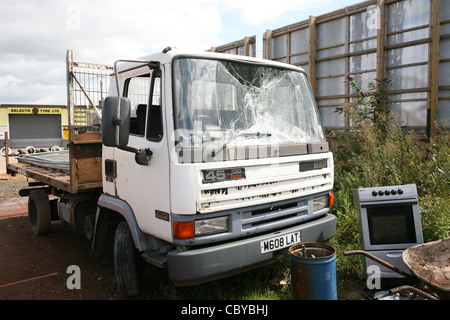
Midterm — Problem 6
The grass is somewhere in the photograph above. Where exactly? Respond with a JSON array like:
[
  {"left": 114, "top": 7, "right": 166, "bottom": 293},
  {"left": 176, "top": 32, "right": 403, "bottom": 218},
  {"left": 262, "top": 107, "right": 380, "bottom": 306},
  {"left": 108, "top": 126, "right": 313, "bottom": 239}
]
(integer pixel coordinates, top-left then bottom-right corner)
[{"left": 136, "top": 255, "right": 294, "bottom": 300}]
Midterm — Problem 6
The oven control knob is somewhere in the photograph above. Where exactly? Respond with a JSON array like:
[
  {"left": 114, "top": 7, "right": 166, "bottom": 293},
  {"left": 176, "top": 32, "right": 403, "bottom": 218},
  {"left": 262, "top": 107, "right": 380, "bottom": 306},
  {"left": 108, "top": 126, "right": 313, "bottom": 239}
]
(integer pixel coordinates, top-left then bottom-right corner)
[
  {"left": 391, "top": 189, "right": 397, "bottom": 195},
  {"left": 385, "top": 190, "right": 391, "bottom": 195},
  {"left": 398, "top": 189, "right": 403, "bottom": 195},
  {"left": 378, "top": 190, "right": 384, "bottom": 196},
  {"left": 372, "top": 191, "right": 378, "bottom": 196}
]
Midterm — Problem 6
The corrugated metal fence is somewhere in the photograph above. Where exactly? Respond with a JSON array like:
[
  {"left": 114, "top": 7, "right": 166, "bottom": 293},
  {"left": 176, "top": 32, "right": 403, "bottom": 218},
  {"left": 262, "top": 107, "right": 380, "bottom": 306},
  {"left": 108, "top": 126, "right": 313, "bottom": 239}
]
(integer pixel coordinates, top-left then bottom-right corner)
[{"left": 213, "top": 0, "right": 449, "bottom": 138}]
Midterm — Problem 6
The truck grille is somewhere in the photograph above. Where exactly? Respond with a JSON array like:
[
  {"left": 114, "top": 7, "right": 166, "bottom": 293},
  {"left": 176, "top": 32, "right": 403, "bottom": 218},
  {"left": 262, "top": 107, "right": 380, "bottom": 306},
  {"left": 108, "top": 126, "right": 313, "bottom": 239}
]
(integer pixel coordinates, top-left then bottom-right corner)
[
  {"left": 241, "top": 198, "right": 308, "bottom": 230},
  {"left": 196, "top": 155, "right": 333, "bottom": 214}
]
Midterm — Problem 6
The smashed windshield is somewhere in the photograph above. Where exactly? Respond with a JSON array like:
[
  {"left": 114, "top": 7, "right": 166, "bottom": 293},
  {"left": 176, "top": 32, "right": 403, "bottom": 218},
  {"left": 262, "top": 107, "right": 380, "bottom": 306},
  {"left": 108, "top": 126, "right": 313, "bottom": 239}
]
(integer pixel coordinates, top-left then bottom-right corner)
[{"left": 173, "top": 58, "right": 325, "bottom": 150}]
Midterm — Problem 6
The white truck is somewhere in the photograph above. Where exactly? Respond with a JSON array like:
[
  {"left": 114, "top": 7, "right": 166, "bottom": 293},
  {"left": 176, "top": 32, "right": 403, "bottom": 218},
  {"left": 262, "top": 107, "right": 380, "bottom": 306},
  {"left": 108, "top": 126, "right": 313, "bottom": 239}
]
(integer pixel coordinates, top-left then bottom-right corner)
[{"left": 8, "top": 48, "right": 335, "bottom": 297}]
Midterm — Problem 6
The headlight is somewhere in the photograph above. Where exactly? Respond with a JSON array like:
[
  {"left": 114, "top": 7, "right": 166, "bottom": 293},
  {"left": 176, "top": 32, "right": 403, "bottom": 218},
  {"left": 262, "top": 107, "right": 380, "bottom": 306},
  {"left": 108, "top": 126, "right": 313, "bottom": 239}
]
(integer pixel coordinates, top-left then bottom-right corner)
[
  {"left": 195, "top": 216, "right": 229, "bottom": 237},
  {"left": 313, "top": 195, "right": 329, "bottom": 212}
]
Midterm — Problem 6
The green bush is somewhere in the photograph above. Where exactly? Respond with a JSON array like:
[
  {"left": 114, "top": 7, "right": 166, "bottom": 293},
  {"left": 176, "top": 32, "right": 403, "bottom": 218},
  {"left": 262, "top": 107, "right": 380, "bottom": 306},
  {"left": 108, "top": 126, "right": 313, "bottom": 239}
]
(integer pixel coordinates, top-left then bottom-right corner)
[{"left": 420, "top": 194, "right": 450, "bottom": 242}]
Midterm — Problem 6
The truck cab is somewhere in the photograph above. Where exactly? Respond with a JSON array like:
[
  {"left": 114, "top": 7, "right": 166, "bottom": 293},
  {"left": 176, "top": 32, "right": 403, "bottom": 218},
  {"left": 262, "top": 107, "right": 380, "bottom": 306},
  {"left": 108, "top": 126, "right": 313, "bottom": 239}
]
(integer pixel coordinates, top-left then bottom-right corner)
[{"left": 97, "top": 48, "right": 335, "bottom": 296}]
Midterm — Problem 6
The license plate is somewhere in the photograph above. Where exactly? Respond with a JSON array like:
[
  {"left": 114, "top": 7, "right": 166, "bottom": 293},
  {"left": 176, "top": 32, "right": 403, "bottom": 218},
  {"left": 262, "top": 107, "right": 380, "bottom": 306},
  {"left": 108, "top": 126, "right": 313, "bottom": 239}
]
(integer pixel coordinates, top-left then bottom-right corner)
[{"left": 260, "top": 231, "right": 301, "bottom": 254}]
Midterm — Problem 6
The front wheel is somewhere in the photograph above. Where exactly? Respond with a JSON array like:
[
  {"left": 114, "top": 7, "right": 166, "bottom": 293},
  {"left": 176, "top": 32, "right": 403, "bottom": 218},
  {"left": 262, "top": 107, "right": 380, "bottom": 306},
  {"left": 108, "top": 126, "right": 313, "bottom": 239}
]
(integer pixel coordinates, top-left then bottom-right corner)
[{"left": 114, "top": 221, "right": 145, "bottom": 297}]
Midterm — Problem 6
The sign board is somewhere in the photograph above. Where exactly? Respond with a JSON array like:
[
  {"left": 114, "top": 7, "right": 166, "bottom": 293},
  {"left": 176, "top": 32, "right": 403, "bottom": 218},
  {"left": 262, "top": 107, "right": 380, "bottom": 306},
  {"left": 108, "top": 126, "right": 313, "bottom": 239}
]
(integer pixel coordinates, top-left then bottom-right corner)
[
  {"left": 63, "top": 125, "right": 69, "bottom": 140},
  {"left": 8, "top": 107, "right": 61, "bottom": 114}
]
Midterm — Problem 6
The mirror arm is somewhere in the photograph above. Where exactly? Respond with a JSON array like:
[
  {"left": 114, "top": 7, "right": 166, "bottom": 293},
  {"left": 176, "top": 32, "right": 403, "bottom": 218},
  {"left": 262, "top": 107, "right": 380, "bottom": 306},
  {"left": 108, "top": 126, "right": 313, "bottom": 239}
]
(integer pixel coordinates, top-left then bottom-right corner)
[
  {"left": 118, "top": 146, "right": 153, "bottom": 166},
  {"left": 112, "top": 117, "right": 123, "bottom": 126}
]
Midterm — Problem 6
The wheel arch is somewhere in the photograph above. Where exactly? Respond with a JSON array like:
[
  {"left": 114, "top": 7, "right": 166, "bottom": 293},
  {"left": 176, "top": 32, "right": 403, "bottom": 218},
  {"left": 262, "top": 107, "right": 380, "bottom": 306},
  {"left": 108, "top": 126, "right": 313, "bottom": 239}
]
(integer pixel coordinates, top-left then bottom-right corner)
[{"left": 92, "top": 194, "right": 152, "bottom": 253}]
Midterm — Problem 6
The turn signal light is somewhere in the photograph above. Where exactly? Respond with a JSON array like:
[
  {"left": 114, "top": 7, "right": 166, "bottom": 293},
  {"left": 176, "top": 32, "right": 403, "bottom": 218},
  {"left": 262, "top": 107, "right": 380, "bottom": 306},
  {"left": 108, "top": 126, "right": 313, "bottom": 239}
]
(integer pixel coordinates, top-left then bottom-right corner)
[
  {"left": 329, "top": 193, "right": 335, "bottom": 207},
  {"left": 173, "top": 221, "right": 194, "bottom": 239}
]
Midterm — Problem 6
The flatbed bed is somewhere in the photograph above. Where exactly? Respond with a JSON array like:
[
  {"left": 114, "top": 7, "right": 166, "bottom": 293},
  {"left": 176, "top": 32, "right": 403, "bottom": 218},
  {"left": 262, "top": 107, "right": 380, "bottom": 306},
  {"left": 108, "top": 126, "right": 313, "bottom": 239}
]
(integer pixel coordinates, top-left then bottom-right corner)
[
  {"left": 7, "top": 131, "right": 103, "bottom": 194},
  {"left": 8, "top": 161, "right": 72, "bottom": 192}
]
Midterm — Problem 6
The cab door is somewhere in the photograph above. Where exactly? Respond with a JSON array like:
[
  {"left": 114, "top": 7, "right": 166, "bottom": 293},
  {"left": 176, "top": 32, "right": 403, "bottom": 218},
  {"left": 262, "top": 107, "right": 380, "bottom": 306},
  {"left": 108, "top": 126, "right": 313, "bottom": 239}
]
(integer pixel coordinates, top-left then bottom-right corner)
[{"left": 107, "top": 67, "right": 172, "bottom": 242}]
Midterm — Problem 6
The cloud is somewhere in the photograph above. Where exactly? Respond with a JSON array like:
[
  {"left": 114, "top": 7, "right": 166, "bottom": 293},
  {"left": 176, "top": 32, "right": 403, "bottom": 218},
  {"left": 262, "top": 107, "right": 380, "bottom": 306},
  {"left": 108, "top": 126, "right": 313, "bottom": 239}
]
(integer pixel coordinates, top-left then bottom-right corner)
[
  {"left": 0, "top": 0, "right": 335, "bottom": 104},
  {"left": 0, "top": 75, "right": 22, "bottom": 88},
  {"left": 0, "top": 0, "right": 226, "bottom": 104},
  {"left": 68, "top": 0, "right": 224, "bottom": 61},
  {"left": 1, "top": 0, "right": 224, "bottom": 62}
]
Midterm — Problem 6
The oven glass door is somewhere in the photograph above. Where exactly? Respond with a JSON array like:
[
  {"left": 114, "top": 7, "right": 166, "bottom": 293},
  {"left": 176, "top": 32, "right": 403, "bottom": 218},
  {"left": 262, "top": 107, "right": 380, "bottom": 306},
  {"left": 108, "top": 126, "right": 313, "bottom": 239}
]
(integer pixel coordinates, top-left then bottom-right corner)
[{"left": 366, "top": 203, "right": 417, "bottom": 246}]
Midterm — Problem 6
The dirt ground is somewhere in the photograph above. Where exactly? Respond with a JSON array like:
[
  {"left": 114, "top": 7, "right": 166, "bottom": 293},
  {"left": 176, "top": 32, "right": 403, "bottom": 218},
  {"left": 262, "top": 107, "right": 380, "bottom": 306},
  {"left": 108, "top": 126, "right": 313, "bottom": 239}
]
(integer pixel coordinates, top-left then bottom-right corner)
[{"left": 0, "top": 174, "right": 120, "bottom": 300}]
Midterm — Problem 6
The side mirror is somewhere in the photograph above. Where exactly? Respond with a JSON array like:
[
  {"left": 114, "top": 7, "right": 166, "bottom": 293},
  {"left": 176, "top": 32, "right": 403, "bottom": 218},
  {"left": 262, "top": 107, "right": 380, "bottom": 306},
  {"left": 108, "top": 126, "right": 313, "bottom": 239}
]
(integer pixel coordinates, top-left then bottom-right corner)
[{"left": 102, "top": 97, "right": 131, "bottom": 147}]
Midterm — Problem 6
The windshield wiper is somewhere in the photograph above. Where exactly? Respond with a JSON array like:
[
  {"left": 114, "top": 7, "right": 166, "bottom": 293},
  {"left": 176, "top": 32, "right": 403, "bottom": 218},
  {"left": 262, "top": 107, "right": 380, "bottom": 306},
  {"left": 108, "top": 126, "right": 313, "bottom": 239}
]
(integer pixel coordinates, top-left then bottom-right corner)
[{"left": 211, "top": 132, "right": 272, "bottom": 158}]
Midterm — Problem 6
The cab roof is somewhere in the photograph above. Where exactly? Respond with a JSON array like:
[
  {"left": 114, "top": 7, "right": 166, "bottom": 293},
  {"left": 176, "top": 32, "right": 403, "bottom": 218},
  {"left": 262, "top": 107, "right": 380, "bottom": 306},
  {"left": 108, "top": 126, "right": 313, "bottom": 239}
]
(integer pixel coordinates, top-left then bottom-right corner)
[{"left": 115, "top": 47, "right": 304, "bottom": 73}]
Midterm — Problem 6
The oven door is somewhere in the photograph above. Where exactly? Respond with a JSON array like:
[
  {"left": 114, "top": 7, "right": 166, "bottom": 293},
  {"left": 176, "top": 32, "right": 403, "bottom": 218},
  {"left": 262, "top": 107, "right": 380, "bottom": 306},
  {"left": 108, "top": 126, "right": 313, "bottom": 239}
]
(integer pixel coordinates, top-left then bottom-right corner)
[{"left": 358, "top": 199, "right": 423, "bottom": 251}]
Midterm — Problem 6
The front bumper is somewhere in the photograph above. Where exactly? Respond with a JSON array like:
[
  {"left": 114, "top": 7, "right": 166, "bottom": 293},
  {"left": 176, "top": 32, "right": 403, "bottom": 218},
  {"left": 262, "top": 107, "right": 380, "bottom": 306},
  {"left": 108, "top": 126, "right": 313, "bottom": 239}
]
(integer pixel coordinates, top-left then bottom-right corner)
[{"left": 167, "top": 213, "right": 336, "bottom": 286}]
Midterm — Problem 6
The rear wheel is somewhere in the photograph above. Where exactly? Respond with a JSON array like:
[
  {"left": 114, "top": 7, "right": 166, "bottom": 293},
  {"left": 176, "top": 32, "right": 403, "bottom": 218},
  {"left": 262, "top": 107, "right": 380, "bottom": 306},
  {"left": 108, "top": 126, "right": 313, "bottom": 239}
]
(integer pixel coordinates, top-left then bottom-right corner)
[
  {"left": 114, "top": 221, "right": 145, "bottom": 297},
  {"left": 84, "top": 215, "right": 96, "bottom": 240},
  {"left": 28, "top": 189, "right": 51, "bottom": 235}
]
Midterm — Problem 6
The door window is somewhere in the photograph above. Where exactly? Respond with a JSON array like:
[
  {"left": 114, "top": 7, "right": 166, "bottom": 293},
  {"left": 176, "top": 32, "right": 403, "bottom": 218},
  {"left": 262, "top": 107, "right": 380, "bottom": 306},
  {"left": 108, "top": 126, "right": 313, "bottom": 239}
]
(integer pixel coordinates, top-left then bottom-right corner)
[{"left": 124, "top": 70, "right": 163, "bottom": 141}]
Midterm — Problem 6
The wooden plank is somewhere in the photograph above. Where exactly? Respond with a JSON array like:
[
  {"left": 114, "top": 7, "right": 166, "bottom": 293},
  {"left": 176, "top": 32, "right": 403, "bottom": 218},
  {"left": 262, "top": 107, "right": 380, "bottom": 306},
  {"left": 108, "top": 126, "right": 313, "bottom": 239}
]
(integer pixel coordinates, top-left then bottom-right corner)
[
  {"left": 286, "top": 29, "right": 290, "bottom": 64},
  {"left": 384, "top": 37, "right": 431, "bottom": 50},
  {"left": 264, "top": 29, "right": 272, "bottom": 60},
  {"left": 69, "top": 131, "right": 103, "bottom": 193},
  {"left": 70, "top": 131, "right": 102, "bottom": 144},
  {"left": 315, "top": 48, "right": 377, "bottom": 63},
  {"left": 429, "top": 0, "right": 440, "bottom": 138},
  {"left": 345, "top": 14, "right": 350, "bottom": 130},
  {"left": 74, "top": 147, "right": 102, "bottom": 185},
  {"left": 386, "top": 24, "right": 430, "bottom": 36},
  {"left": 309, "top": 16, "right": 317, "bottom": 96},
  {"left": 244, "top": 37, "right": 250, "bottom": 57},
  {"left": 376, "top": 0, "right": 386, "bottom": 82}
]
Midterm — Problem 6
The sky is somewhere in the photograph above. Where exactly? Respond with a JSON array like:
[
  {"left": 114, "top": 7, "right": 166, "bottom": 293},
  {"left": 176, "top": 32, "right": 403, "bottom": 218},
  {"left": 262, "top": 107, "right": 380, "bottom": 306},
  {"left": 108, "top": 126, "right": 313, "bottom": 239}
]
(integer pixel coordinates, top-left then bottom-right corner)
[{"left": 0, "top": 0, "right": 363, "bottom": 106}]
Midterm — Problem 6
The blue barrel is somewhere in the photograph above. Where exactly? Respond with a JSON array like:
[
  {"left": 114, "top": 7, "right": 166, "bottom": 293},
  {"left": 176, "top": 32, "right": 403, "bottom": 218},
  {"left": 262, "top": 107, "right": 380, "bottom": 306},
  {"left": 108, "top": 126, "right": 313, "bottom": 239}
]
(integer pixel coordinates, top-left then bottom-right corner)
[{"left": 289, "top": 242, "right": 337, "bottom": 300}]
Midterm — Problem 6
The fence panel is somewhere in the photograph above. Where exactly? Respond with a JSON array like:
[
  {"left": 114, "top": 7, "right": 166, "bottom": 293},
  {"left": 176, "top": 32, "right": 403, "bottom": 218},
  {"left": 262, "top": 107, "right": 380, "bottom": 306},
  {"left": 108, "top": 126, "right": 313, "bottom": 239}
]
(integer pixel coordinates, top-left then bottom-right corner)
[
  {"left": 386, "top": 0, "right": 430, "bottom": 129},
  {"left": 210, "top": 36, "right": 257, "bottom": 57},
  {"left": 215, "top": 0, "right": 448, "bottom": 137}
]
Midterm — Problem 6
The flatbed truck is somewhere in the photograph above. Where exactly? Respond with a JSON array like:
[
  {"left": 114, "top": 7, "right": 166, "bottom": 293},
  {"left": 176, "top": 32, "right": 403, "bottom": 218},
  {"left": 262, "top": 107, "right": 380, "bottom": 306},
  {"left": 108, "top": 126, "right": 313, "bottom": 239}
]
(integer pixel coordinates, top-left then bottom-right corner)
[{"left": 7, "top": 48, "right": 336, "bottom": 297}]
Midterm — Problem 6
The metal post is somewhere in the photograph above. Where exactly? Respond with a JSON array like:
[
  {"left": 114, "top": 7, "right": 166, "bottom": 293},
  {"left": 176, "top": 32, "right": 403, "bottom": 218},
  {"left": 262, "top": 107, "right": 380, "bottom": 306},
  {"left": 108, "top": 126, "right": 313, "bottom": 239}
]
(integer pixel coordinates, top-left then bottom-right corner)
[
  {"left": 5, "top": 132, "right": 9, "bottom": 174},
  {"left": 66, "top": 50, "right": 75, "bottom": 135}
]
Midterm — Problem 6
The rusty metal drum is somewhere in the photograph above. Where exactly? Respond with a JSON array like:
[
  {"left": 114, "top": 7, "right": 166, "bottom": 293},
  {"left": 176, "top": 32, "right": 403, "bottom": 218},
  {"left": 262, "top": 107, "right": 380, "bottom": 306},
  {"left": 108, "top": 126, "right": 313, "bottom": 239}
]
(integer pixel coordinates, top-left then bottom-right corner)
[{"left": 289, "top": 242, "right": 337, "bottom": 300}]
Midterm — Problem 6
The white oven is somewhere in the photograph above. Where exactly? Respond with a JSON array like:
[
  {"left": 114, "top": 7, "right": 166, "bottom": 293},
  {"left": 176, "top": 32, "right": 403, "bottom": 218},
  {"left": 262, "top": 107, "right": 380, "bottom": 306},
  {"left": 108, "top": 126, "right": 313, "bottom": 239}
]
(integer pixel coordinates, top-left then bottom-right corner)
[{"left": 353, "top": 184, "right": 424, "bottom": 279}]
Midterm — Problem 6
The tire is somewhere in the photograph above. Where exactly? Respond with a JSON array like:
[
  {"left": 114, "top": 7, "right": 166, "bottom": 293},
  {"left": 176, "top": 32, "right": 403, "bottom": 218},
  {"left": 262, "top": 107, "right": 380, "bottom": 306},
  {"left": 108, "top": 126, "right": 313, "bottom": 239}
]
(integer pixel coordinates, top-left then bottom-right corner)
[
  {"left": 114, "top": 221, "right": 145, "bottom": 297},
  {"left": 84, "top": 215, "right": 96, "bottom": 240},
  {"left": 0, "top": 147, "right": 11, "bottom": 157},
  {"left": 25, "top": 146, "right": 36, "bottom": 154},
  {"left": 28, "top": 189, "right": 51, "bottom": 235}
]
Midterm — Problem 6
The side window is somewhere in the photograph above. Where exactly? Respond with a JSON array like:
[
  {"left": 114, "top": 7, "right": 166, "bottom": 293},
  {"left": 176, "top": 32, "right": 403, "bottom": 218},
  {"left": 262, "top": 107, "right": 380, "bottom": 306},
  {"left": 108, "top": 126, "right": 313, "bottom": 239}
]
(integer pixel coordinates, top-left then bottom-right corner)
[
  {"left": 124, "top": 74, "right": 150, "bottom": 136},
  {"left": 147, "top": 70, "right": 163, "bottom": 141}
]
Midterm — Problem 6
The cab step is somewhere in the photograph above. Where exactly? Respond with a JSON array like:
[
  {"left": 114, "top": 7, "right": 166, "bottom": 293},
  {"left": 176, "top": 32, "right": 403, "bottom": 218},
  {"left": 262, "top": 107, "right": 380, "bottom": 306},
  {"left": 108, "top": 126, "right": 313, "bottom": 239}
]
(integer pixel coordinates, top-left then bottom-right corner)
[{"left": 142, "top": 250, "right": 168, "bottom": 269}]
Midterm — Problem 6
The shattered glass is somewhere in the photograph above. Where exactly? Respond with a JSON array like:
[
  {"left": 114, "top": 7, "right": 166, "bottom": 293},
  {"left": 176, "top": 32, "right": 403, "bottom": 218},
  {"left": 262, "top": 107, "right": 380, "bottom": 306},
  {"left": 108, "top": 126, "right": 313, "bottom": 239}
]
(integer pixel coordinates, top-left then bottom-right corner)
[{"left": 173, "top": 58, "right": 325, "bottom": 151}]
